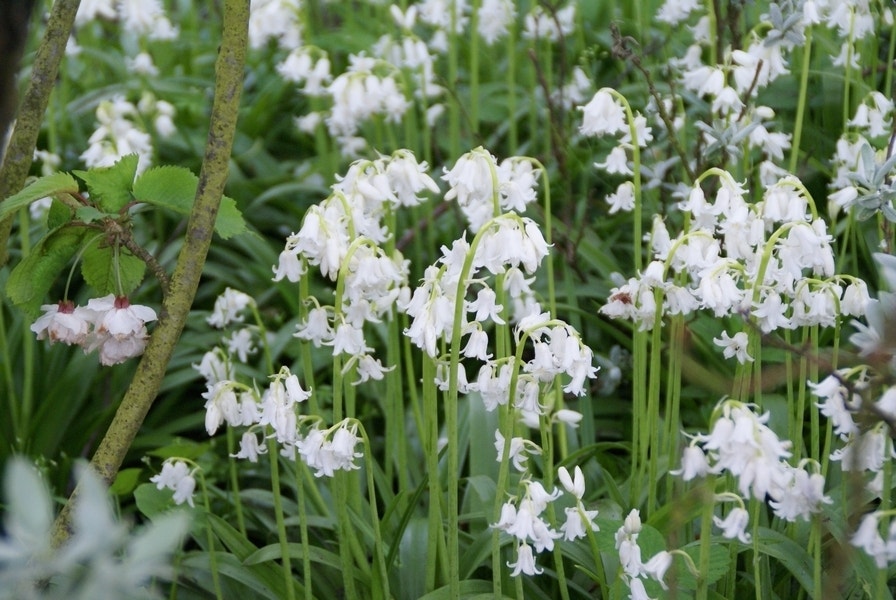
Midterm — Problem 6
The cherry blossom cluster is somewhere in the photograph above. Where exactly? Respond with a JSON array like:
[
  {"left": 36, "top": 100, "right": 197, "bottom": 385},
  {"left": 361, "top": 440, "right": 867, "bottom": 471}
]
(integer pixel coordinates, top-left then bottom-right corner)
[
  {"left": 491, "top": 466, "right": 598, "bottom": 577},
  {"left": 31, "top": 294, "right": 157, "bottom": 366},
  {"left": 674, "top": 399, "right": 831, "bottom": 523}
]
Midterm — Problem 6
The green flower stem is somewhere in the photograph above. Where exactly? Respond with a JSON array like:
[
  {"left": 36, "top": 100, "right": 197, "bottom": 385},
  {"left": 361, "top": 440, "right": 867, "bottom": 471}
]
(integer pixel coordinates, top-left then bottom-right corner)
[
  {"left": 402, "top": 315, "right": 425, "bottom": 440},
  {"left": 225, "top": 426, "right": 247, "bottom": 537},
  {"left": 294, "top": 460, "right": 313, "bottom": 600},
  {"left": 696, "top": 478, "right": 715, "bottom": 600},
  {"left": 604, "top": 88, "right": 643, "bottom": 271},
  {"left": 541, "top": 40, "right": 553, "bottom": 160},
  {"left": 506, "top": 22, "right": 518, "bottom": 150},
  {"left": 491, "top": 397, "right": 515, "bottom": 598},
  {"left": 447, "top": 1, "right": 460, "bottom": 158},
  {"left": 469, "top": 0, "right": 480, "bottom": 136},
  {"left": 50, "top": 0, "right": 249, "bottom": 546},
  {"left": 298, "top": 263, "right": 319, "bottom": 415},
  {"left": 16, "top": 208, "right": 34, "bottom": 447},
  {"left": 334, "top": 469, "right": 358, "bottom": 599},
  {"left": 421, "top": 354, "right": 443, "bottom": 593},
  {"left": 887, "top": 17, "right": 896, "bottom": 100},
  {"left": 0, "top": 0, "right": 79, "bottom": 267},
  {"left": 442, "top": 165, "right": 503, "bottom": 596},
  {"left": 386, "top": 304, "right": 408, "bottom": 489},
  {"left": 539, "top": 417, "right": 570, "bottom": 600},
  {"left": 793, "top": 328, "right": 811, "bottom": 463},
  {"left": 631, "top": 324, "right": 648, "bottom": 505},
  {"left": 583, "top": 518, "right": 608, "bottom": 598},
  {"left": 267, "top": 435, "right": 297, "bottom": 600},
  {"left": 808, "top": 325, "right": 820, "bottom": 462},
  {"left": 842, "top": 12, "right": 856, "bottom": 128},
  {"left": 877, "top": 442, "right": 893, "bottom": 596},
  {"left": 750, "top": 497, "right": 761, "bottom": 600},
  {"left": 198, "top": 471, "right": 224, "bottom": 600},
  {"left": 0, "top": 310, "right": 16, "bottom": 432},
  {"left": 663, "top": 314, "right": 685, "bottom": 503},
  {"left": 332, "top": 236, "right": 376, "bottom": 421},
  {"left": 385, "top": 203, "right": 409, "bottom": 489},
  {"left": 357, "top": 421, "right": 391, "bottom": 599},
  {"left": 705, "top": 0, "right": 719, "bottom": 67},
  {"left": 646, "top": 287, "right": 663, "bottom": 517},
  {"left": 607, "top": 90, "right": 646, "bottom": 497},
  {"left": 491, "top": 328, "right": 536, "bottom": 597},
  {"left": 788, "top": 26, "right": 813, "bottom": 174}
]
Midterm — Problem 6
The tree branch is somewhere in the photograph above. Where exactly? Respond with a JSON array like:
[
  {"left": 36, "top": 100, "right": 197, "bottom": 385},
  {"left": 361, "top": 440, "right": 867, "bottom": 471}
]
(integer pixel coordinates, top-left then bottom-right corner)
[{"left": 0, "top": 0, "right": 79, "bottom": 267}]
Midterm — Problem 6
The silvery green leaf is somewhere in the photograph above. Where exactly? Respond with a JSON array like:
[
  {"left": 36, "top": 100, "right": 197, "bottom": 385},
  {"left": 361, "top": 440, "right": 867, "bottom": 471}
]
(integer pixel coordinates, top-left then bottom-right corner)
[
  {"left": 123, "top": 510, "right": 189, "bottom": 583},
  {"left": 55, "top": 463, "right": 125, "bottom": 569},
  {"left": 875, "top": 253, "right": 896, "bottom": 290},
  {"left": 3, "top": 458, "right": 53, "bottom": 554}
]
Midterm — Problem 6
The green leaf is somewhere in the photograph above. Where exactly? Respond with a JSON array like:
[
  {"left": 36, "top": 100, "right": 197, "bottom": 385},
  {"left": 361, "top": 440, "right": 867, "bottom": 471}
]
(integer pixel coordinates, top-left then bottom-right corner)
[
  {"left": 80, "top": 242, "right": 147, "bottom": 297},
  {"left": 75, "top": 205, "right": 110, "bottom": 223},
  {"left": 146, "top": 440, "right": 209, "bottom": 461},
  {"left": 215, "top": 195, "right": 248, "bottom": 239},
  {"left": 134, "top": 482, "right": 174, "bottom": 520},
  {"left": 73, "top": 153, "right": 139, "bottom": 213},
  {"left": 6, "top": 225, "right": 89, "bottom": 318},
  {"left": 755, "top": 527, "right": 816, "bottom": 595},
  {"left": 109, "top": 467, "right": 143, "bottom": 496},
  {"left": 133, "top": 165, "right": 247, "bottom": 238},
  {"left": 418, "top": 581, "right": 502, "bottom": 600},
  {"left": 0, "top": 172, "right": 80, "bottom": 220},
  {"left": 47, "top": 198, "right": 74, "bottom": 229},
  {"left": 678, "top": 538, "right": 734, "bottom": 590}
]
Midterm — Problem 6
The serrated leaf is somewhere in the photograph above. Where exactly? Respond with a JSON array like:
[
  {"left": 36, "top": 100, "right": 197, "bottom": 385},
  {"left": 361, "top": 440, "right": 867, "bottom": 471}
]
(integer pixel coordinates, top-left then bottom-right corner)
[
  {"left": 133, "top": 165, "right": 247, "bottom": 238},
  {"left": 0, "top": 172, "right": 80, "bottom": 220},
  {"left": 7, "top": 225, "right": 89, "bottom": 318},
  {"left": 73, "top": 153, "right": 139, "bottom": 213},
  {"left": 214, "top": 195, "right": 248, "bottom": 239},
  {"left": 75, "top": 205, "right": 110, "bottom": 223},
  {"left": 47, "top": 198, "right": 74, "bottom": 229},
  {"left": 80, "top": 242, "right": 147, "bottom": 297}
]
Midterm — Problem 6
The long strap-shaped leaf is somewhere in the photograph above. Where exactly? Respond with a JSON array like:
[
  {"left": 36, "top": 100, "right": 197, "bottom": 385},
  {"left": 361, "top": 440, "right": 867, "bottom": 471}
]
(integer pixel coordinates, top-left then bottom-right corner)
[{"left": 51, "top": 0, "right": 250, "bottom": 546}]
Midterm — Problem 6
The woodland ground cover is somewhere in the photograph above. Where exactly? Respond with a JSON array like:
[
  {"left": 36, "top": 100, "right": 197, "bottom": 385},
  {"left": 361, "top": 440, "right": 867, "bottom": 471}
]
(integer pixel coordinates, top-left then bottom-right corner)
[{"left": 1, "top": 0, "right": 896, "bottom": 598}]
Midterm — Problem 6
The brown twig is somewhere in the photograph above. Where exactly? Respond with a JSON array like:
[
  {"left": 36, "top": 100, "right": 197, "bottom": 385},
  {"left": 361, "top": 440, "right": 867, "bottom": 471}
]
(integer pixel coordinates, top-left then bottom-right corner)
[{"left": 611, "top": 23, "right": 697, "bottom": 184}]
